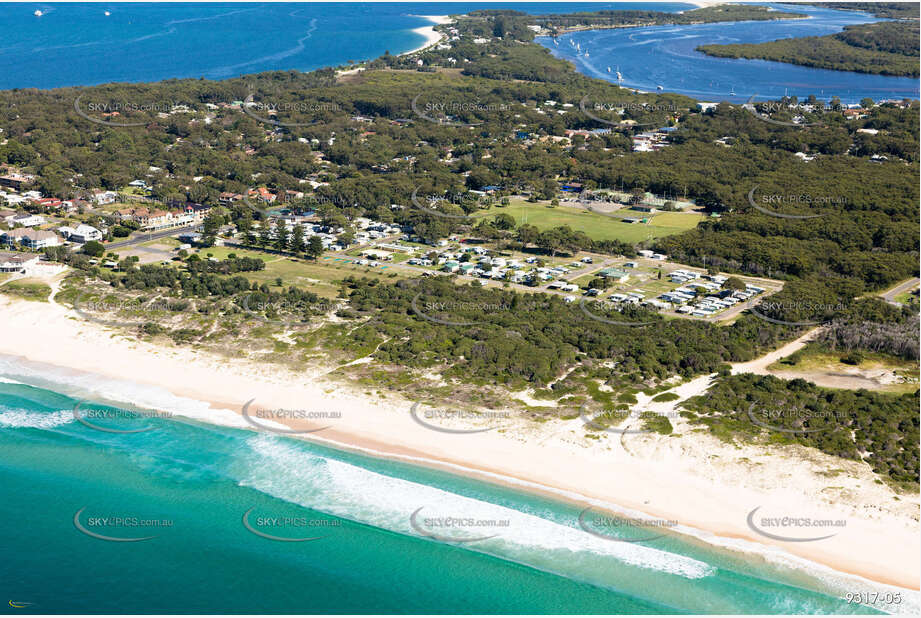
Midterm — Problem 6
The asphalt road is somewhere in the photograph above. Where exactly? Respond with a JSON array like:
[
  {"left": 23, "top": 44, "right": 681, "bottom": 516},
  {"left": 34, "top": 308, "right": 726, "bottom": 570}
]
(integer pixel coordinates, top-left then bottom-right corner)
[
  {"left": 105, "top": 225, "right": 199, "bottom": 250},
  {"left": 879, "top": 277, "right": 920, "bottom": 306}
]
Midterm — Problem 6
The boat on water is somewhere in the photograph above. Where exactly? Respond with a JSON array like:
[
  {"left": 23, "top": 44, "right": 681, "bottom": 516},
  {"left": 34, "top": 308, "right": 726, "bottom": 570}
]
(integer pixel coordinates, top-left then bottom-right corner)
[
  {"left": 34, "top": 9, "right": 43, "bottom": 16},
  {"left": 616, "top": 72, "right": 623, "bottom": 81},
  {"left": 657, "top": 85, "right": 664, "bottom": 91},
  {"left": 607, "top": 66, "right": 611, "bottom": 73}
]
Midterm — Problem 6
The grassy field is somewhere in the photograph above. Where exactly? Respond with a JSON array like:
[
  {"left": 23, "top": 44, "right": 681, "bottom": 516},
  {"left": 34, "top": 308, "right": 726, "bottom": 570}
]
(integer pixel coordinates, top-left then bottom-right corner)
[
  {"left": 193, "top": 246, "right": 406, "bottom": 298},
  {"left": 0, "top": 278, "right": 52, "bottom": 302},
  {"left": 472, "top": 199, "right": 703, "bottom": 243}
]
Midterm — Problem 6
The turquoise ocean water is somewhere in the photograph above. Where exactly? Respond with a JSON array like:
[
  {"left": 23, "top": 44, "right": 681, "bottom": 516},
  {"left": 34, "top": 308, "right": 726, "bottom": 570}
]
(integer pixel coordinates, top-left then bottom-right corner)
[{"left": 0, "top": 356, "right": 914, "bottom": 614}]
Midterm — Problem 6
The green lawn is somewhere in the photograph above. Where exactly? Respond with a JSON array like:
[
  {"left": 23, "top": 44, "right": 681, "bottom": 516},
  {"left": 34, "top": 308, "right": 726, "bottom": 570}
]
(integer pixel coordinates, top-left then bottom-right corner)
[
  {"left": 473, "top": 199, "right": 703, "bottom": 243},
  {"left": 193, "top": 246, "right": 406, "bottom": 298}
]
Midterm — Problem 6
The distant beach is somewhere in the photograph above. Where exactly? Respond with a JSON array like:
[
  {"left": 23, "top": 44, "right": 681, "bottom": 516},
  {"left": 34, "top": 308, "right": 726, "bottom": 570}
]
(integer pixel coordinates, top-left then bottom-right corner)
[{"left": 401, "top": 15, "right": 453, "bottom": 56}]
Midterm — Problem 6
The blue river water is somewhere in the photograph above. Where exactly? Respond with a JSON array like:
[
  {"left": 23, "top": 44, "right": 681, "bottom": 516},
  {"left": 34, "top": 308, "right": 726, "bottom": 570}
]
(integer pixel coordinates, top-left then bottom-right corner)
[
  {"left": 0, "top": 355, "right": 913, "bottom": 614},
  {"left": 537, "top": 3, "right": 920, "bottom": 104}
]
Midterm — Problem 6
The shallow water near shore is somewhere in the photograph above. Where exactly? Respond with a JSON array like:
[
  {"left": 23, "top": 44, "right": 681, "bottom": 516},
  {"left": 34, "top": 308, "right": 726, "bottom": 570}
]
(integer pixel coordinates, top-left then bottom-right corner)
[{"left": 1, "top": 359, "right": 912, "bottom": 614}]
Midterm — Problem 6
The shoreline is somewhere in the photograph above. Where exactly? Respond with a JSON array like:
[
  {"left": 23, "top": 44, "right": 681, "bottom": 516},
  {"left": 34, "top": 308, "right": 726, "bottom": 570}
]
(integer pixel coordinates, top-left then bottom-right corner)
[
  {"left": 0, "top": 292, "right": 918, "bottom": 592},
  {"left": 399, "top": 14, "right": 452, "bottom": 57}
]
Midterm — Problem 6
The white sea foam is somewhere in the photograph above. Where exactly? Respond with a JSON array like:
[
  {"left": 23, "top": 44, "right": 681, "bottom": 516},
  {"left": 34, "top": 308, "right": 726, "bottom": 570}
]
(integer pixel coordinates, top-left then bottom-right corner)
[
  {"left": 0, "top": 354, "right": 248, "bottom": 431},
  {"left": 240, "top": 434, "right": 715, "bottom": 581},
  {"left": 0, "top": 408, "right": 73, "bottom": 429}
]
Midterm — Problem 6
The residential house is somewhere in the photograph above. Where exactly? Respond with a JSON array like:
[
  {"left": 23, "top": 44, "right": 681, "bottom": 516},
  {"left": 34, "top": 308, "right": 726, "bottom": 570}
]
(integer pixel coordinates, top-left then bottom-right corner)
[
  {"left": 118, "top": 207, "right": 174, "bottom": 230},
  {"left": 10, "top": 213, "right": 45, "bottom": 227},
  {"left": 92, "top": 190, "right": 118, "bottom": 205},
  {"left": 60, "top": 224, "right": 103, "bottom": 243},
  {"left": 2, "top": 228, "right": 61, "bottom": 249},
  {"left": 0, "top": 171, "right": 35, "bottom": 190},
  {"left": 0, "top": 251, "right": 40, "bottom": 272},
  {"left": 219, "top": 192, "right": 244, "bottom": 204},
  {"left": 248, "top": 187, "right": 278, "bottom": 203}
]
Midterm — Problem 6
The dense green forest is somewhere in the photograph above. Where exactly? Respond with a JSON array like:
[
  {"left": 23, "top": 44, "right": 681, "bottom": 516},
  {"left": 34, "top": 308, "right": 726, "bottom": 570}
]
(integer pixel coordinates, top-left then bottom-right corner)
[
  {"left": 697, "top": 21, "right": 920, "bottom": 76},
  {"left": 343, "top": 275, "right": 792, "bottom": 387},
  {"left": 682, "top": 373, "right": 919, "bottom": 485}
]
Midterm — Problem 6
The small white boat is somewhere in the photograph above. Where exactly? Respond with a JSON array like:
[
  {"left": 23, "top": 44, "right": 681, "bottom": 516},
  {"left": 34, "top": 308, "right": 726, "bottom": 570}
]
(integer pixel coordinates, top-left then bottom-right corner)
[
  {"left": 607, "top": 66, "right": 612, "bottom": 73},
  {"left": 105, "top": 11, "right": 111, "bottom": 16},
  {"left": 657, "top": 85, "right": 664, "bottom": 91},
  {"left": 34, "top": 9, "right": 43, "bottom": 16}
]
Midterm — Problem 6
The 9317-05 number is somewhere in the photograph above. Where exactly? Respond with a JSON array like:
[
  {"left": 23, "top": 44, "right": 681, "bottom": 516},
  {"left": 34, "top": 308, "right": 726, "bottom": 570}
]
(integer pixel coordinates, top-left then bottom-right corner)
[{"left": 844, "top": 592, "right": 902, "bottom": 606}]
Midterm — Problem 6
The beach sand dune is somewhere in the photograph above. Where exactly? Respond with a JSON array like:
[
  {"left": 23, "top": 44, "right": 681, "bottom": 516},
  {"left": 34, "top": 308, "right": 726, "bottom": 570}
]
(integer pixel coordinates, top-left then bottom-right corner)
[{"left": 0, "top": 292, "right": 917, "bottom": 591}]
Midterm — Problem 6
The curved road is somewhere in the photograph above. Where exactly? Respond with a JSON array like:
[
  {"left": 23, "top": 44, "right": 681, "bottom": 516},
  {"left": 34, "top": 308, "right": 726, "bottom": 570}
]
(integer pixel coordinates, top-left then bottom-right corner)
[{"left": 879, "top": 277, "right": 920, "bottom": 306}]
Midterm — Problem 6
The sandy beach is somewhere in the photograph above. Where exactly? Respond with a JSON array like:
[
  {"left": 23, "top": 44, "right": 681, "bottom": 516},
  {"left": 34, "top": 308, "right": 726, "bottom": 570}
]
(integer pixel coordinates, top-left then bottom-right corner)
[
  {"left": 0, "top": 288, "right": 918, "bottom": 593},
  {"left": 400, "top": 15, "right": 452, "bottom": 56}
]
